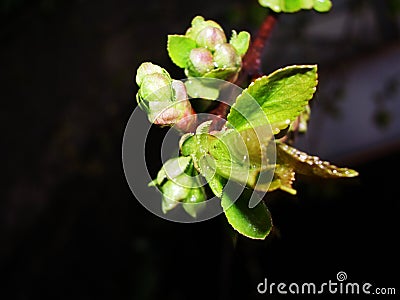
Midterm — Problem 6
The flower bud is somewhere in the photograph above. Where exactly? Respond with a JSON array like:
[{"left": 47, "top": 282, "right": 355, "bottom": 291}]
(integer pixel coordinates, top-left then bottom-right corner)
[
  {"left": 185, "top": 16, "right": 223, "bottom": 41},
  {"left": 213, "top": 43, "right": 241, "bottom": 69},
  {"left": 161, "top": 179, "right": 190, "bottom": 213},
  {"left": 139, "top": 73, "right": 173, "bottom": 102},
  {"left": 171, "top": 79, "right": 187, "bottom": 102},
  {"left": 195, "top": 26, "right": 226, "bottom": 51},
  {"left": 148, "top": 80, "right": 197, "bottom": 132},
  {"left": 187, "top": 47, "right": 214, "bottom": 76},
  {"left": 151, "top": 99, "right": 197, "bottom": 133},
  {"left": 182, "top": 187, "right": 206, "bottom": 218},
  {"left": 136, "top": 62, "right": 166, "bottom": 86},
  {"left": 135, "top": 63, "right": 196, "bottom": 132},
  {"left": 160, "top": 170, "right": 205, "bottom": 216}
]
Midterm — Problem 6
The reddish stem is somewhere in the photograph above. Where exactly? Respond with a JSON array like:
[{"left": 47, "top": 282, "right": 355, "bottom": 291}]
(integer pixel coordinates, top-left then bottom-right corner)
[
  {"left": 208, "top": 12, "right": 278, "bottom": 120},
  {"left": 237, "top": 12, "right": 278, "bottom": 85}
]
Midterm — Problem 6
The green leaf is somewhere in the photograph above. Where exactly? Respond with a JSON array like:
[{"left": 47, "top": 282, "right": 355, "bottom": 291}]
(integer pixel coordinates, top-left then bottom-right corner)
[
  {"left": 313, "top": 0, "right": 332, "bottom": 12},
  {"left": 227, "top": 65, "right": 318, "bottom": 132},
  {"left": 266, "top": 164, "right": 297, "bottom": 194},
  {"left": 218, "top": 127, "right": 274, "bottom": 167},
  {"left": 202, "top": 67, "right": 239, "bottom": 82},
  {"left": 159, "top": 156, "right": 192, "bottom": 184},
  {"left": 180, "top": 128, "right": 275, "bottom": 191},
  {"left": 180, "top": 134, "right": 197, "bottom": 157},
  {"left": 207, "top": 173, "right": 226, "bottom": 198},
  {"left": 167, "top": 35, "right": 197, "bottom": 68},
  {"left": 229, "top": 30, "right": 251, "bottom": 56},
  {"left": 200, "top": 152, "right": 261, "bottom": 189},
  {"left": 259, "top": 0, "right": 332, "bottom": 13},
  {"left": 200, "top": 133, "right": 261, "bottom": 187},
  {"left": 194, "top": 121, "right": 212, "bottom": 136},
  {"left": 221, "top": 183, "right": 272, "bottom": 239},
  {"left": 277, "top": 143, "right": 359, "bottom": 178}
]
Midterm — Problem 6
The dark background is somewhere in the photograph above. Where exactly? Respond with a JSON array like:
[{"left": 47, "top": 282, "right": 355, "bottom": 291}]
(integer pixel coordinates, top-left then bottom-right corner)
[{"left": 1, "top": 0, "right": 399, "bottom": 299}]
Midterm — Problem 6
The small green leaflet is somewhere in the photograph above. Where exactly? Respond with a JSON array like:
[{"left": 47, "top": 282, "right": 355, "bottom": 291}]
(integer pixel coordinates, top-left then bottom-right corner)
[
  {"left": 229, "top": 30, "right": 251, "bottom": 56},
  {"left": 227, "top": 65, "right": 318, "bottom": 133},
  {"left": 259, "top": 0, "right": 332, "bottom": 13},
  {"left": 167, "top": 35, "right": 197, "bottom": 68},
  {"left": 156, "top": 156, "right": 192, "bottom": 185}
]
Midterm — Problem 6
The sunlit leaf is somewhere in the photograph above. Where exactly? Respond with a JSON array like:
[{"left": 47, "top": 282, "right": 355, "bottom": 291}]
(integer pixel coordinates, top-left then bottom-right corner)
[
  {"left": 167, "top": 35, "right": 197, "bottom": 68},
  {"left": 265, "top": 164, "right": 297, "bottom": 194},
  {"left": 203, "top": 67, "right": 238, "bottom": 81},
  {"left": 277, "top": 143, "right": 359, "bottom": 178},
  {"left": 180, "top": 129, "right": 274, "bottom": 192},
  {"left": 218, "top": 127, "right": 274, "bottom": 167},
  {"left": 227, "top": 65, "right": 318, "bottom": 133}
]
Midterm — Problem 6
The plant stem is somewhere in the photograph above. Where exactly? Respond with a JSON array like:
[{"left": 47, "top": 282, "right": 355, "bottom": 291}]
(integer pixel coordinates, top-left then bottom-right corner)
[
  {"left": 236, "top": 11, "right": 278, "bottom": 85},
  {"left": 208, "top": 11, "right": 278, "bottom": 121}
]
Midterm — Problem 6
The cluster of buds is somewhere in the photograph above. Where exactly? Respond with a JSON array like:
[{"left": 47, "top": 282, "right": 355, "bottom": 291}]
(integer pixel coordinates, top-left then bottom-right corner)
[
  {"left": 136, "top": 62, "right": 197, "bottom": 132},
  {"left": 168, "top": 16, "right": 250, "bottom": 83},
  {"left": 149, "top": 156, "right": 206, "bottom": 218},
  {"left": 185, "top": 16, "right": 248, "bottom": 82}
]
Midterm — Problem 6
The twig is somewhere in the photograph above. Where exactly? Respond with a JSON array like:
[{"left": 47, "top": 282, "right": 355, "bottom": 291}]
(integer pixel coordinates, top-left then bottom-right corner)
[
  {"left": 208, "top": 11, "right": 278, "bottom": 121},
  {"left": 236, "top": 11, "right": 278, "bottom": 86}
]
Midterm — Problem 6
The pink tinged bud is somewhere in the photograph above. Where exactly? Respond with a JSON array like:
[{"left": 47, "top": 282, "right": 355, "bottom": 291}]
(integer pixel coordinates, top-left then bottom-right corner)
[
  {"left": 188, "top": 48, "right": 214, "bottom": 76},
  {"left": 152, "top": 105, "right": 181, "bottom": 125},
  {"left": 213, "top": 43, "right": 241, "bottom": 69},
  {"left": 185, "top": 16, "right": 224, "bottom": 41},
  {"left": 171, "top": 80, "right": 187, "bottom": 102},
  {"left": 195, "top": 26, "right": 227, "bottom": 51},
  {"left": 150, "top": 80, "right": 189, "bottom": 124},
  {"left": 152, "top": 100, "right": 197, "bottom": 131},
  {"left": 151, "top": 80, "right": 197, "bottom": 132},
  {"left": 173, "top": 103, "right": 197, "bottom": 133},
  {"left": 138, "top": 78, "right": 194, "bottom": 132}
]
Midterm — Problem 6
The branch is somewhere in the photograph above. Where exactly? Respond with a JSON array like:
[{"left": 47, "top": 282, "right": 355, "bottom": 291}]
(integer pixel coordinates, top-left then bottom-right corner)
[
  {"left": 208, "top": 11, "right": 278, "bottom": 120},
  {"left": 236, "top": 12, "right": 278, "bottom": 85}
]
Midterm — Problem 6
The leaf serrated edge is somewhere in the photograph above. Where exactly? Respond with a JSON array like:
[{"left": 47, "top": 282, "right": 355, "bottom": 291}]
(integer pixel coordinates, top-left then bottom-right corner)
[{"left": 227, "top": 65, "right": 318, "bottom": 130}]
